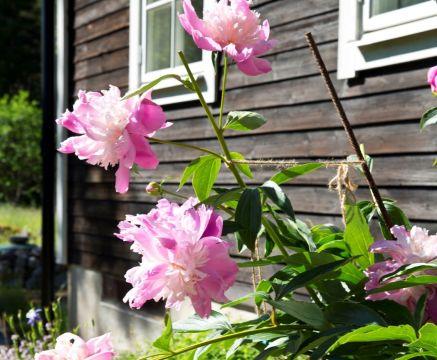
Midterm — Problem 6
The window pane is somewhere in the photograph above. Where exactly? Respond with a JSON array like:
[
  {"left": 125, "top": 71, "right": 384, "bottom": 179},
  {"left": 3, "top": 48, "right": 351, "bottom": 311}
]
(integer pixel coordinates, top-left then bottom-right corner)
[
  {"left": 146, "top": 3, "right": 172, "bottom": 72},
  {"left": 146, "top": 0, "right": 161, "bottom": 4},
  {"left": 371, "top": 0, "right": 428, "bottom": 16},
  {"left": 175, "top": 0, "right": 203, "bottom": 65}
]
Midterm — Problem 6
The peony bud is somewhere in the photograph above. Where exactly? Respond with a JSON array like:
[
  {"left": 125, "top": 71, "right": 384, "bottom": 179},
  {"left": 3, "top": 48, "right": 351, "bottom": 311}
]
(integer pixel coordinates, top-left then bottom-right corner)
[{"left": 146, "top": 182, "right": 162, "bottom": 196}]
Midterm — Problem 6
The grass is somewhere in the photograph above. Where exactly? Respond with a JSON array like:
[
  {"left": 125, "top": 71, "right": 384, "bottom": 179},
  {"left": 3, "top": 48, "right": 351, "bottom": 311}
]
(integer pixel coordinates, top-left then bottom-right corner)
[{"left": 0, "top": 203, "right": 41, "bottom": 245}]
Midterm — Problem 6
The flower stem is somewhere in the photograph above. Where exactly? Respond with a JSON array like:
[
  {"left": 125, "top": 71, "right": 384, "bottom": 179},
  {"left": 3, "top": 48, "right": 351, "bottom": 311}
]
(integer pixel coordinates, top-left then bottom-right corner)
[
  {"left": 218, "top": 55, "right": 229, "bottom": 129},
  {"left": 140, "top": 325, "right": 310, "bottom": 360},
  {"left": 148, "top": 137, "right": 226, "bottom": 162},
  {"left": 177, "top": 51, "right": 245, "bottom": 188}
]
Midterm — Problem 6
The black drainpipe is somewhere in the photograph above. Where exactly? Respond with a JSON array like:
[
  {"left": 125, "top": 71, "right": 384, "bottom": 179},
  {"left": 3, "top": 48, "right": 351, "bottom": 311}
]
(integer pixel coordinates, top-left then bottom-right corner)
[{"left": 41, "top": 0, "right": 55, "bottom": 306}]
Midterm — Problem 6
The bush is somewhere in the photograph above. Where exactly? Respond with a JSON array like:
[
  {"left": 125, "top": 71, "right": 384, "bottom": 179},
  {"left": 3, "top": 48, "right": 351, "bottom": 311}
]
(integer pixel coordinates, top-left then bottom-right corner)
[{"left": 0, "top": 91, "right": 42, "bottom": 205}]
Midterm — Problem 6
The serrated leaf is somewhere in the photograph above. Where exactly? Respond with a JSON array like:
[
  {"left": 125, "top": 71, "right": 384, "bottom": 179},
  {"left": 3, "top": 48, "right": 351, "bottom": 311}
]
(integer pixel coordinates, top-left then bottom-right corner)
[
  {"left": 224, "top": 111, "right": 266, "bottom": 131},
  {"left": 192, "top": 157, "right": 222, "bottom": 201},
  {"left": 420, "top": 107, "right": 437, "bottom": 129},
  {"left": 230, "top": 152, "right": 253, "bottom": 178},
  {"left": 235, "top": 188, "right": 262, "bottom": 251},
  {"left": 260, "top": 181, "right": 295, "bottom": 220},
  {"left": 270, "top": 163, "right": 323, "bottom": 185}
]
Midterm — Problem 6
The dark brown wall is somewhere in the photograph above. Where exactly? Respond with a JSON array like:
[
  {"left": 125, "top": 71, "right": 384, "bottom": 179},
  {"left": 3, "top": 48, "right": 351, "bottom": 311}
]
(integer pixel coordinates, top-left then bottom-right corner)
[{"left": 68, "top": 0, "right": 437, "bottom": 306}]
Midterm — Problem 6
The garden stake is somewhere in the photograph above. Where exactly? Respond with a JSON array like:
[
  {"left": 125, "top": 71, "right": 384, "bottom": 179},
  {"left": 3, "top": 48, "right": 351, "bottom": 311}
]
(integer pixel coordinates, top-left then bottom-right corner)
[{"left": 305, "top": 32, "right": 394, "bottom": 235}]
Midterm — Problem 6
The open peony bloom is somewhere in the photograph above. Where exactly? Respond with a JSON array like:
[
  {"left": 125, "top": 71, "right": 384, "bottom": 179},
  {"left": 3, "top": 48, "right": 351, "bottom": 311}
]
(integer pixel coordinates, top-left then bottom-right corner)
[
  {"left": 179, "top": 0, "right": 277, "bottom": 76},
  {"left": 116, "top": 198, "right": 238, "bottom": 318},
  {"left": 428, "top": 65, "right": 437, "bottom": 94},
  {"left": 365, "top": 225, "right": 437, "bottom": 323},
  {"left": 35, "top": 333, "right": 114, "bottom": 360},
  {"left": 57, "top": 86, "right": 167, "bottom": 193}
]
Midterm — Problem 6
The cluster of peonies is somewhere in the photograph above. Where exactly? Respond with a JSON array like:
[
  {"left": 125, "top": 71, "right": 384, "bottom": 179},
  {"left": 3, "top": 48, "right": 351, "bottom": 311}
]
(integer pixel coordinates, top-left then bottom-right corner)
[
  {"left": 365, "top": 226, "right": 437, "bottom": 323},
  {"left": 179, "top": 0, "right": 276, "bottom": 76},
  {"left": 116, "top": 198, "right": 238, "bottom": 318},
  {"left": 57, "top": 86, "right": 168, "bottom": 193},
  {"left": 35, "top": 333, "right": 114, "bottom": 360},
  {"left": 428, "top": 65, "right": 437, "bottom": 94}
]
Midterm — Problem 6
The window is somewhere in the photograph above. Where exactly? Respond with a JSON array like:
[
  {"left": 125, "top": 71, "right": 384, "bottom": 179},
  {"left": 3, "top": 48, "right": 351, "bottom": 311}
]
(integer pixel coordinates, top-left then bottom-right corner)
[
  {"left": 338, "top": 0, "right": 437, "bottom": 79},
  {"left": 129, "top": 0, "right": 216, "bottom": 105}
]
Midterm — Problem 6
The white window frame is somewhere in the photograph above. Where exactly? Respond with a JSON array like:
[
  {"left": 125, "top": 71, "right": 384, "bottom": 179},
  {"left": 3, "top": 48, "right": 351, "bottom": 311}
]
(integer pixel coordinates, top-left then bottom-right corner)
[
  {"left": 129, "top": 0, "right": 216, "bottom": 105},
  {"left": 338, "top": 0, "right": 437, "bottom": 79}
]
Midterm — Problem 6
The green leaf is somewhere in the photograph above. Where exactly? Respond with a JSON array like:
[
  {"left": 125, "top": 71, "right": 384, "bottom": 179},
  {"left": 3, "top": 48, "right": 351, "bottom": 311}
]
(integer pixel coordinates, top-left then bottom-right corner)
[
  {"left": 152, "top": 313, "right": 173, "bottom": 352},
  {"left": 420, "top": 107, "right": 437, "bottom": 129},
  {"left": 267, "top": 298, "right": 327, "bottom": 329},
  {"left": 368, "top": 275, "right": 437, "bottom": 294},
  {"left": 275, "top": 257, "right": 357, "bottom": 299},
  {"left": 327, "top": 324, "right": 417, "bottom": 354},
  {"left": 224, "top": 111, "right": 266, "bottom": 131},
  {"left": 202, "top": 187, "right": 242, "bottom": 208},
  {"left": 172, "top": 311, "right": 232, "bottom": 333},
  {"left": 396, "top": 352, "right": 436, "bottom": 360},
  {"left": 324, "top": 302, "right": 387, "bottom": 327},
  {"left": 192, "top": 157, "right": 222, "bottom": 201},
  {"left": 179, "top": 156, "right": 211, "bottom": 190},
  {"left": 230, "top": 152, "right": 253, "bottom": 178},
  {"left": 409, "top": 323, "right": 437, "bottom": 354},
  {"left": 122, "top": 74, "right": 183, "bottom": 99},
  {"left": 380, "top": 262, "right": 437, "bottom": 282},
  {"left": 414, "top": 293, "right": 427, "bottom": 331},
  {"left": 260, "top": 181, "right": 295, "bottom": 220},
  {"left": 344, "top": 203, "right": 374, "bottom": 269},
  {"left": 235, "top": 188, "right": 262, "bottom": 251},
  {"left": 378, "top": 200, "right": 411, "bottom": 238},
  {"left": 270, "top": 163, "right": 323, "bottom": 185}
]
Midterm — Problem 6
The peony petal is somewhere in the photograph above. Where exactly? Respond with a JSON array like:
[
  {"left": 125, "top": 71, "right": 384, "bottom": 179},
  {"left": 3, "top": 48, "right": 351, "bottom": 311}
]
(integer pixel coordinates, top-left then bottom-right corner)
[
  {"left": 130, "top": 134, "right": 159, "bottom": 170},
  {"left": 115, "top": 164, "right": 130, "bottom": 193},
  {"left": 237, "top": 56, "right": 272, "bottom": 76},
  {"left": 192, "top": 30, "right": 222, "bottom": 51}
]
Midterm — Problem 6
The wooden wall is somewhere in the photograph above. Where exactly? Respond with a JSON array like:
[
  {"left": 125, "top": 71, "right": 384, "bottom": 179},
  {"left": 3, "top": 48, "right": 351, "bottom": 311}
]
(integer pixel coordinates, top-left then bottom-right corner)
[{"left": 68, "top": 0, "right": 437, "bottom": 309}]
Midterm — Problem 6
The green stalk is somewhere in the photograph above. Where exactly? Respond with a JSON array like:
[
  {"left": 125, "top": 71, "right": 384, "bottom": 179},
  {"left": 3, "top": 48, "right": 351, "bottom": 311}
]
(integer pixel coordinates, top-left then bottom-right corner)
[
  {"left": 148, "top": 137, "right": 226, "bottom": 162},
  {"left": 218, "top": 55, "right": 229, "bottom": 129},
  {"left": 262, "top": 216, "right": 289, "bottom": 258},
  {"left": 140, "top": 325, "right": 309, "bottom": 360},
  {"left": 178, "top": 51, "right": 245, "bottom": 188}
]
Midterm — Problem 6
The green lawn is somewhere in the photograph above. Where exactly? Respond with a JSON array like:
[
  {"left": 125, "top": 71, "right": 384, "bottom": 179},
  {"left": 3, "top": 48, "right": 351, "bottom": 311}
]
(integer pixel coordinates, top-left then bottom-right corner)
[{"left": 0, "top": 203, "right": 41, "bottom": 245}]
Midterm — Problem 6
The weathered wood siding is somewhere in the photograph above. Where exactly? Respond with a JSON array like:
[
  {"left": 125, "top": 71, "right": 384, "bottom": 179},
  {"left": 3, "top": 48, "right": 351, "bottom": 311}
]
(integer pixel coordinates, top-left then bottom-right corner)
[{"left": 68, "top": 0, "right": 437, "bottom": 307}]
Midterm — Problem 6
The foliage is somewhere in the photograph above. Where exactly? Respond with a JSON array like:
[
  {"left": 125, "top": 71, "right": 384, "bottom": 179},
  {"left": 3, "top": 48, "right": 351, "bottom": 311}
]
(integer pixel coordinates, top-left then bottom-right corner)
[
  {"left": 5, "top": 299, "right": 67, "bottom": 359},
  {"left": 0, "top": 92, "right": 42, "bottom": 205},
  {"left": 0, "top": 203, "right": 41, "bottom": 244},
  {"left": 0, "top": 0, "right": 40, "bottom": 99}
]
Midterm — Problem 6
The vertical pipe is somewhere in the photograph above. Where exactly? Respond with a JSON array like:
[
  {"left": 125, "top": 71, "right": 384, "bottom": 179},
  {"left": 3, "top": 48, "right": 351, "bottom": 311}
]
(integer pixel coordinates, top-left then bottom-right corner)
[{"left": 41, "top": 0, "right": 56, "bottom": 306}]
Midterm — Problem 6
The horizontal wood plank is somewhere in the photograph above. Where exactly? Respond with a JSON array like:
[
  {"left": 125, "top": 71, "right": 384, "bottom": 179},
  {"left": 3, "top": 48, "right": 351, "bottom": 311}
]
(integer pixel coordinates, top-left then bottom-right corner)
[
  {"left": 74, "top": 9, "right": 129, "bottom": 45},
  {"left": 71, "top": 155, "right": 437, "bottom": 187},
  {"left": 74, "top": 29, "right": 128, "bottom": 63},
  {"left": 74, "top": 48, "right": 129, "bottom": 81},
  {"left": 74, "top": 0, "right": 129, "bottom": 28}
]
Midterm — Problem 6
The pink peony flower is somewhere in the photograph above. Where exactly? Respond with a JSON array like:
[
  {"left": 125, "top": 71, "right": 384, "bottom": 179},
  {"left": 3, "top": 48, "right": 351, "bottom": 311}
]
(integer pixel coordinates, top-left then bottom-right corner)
[
  {"left": 35, "top": 333, "right": 114, "bottom": 360},
  {"left": 428, "top": 66, "right": 437, "bottom": 94},
  {"left": 179, "top": 0, "right": 277, "bottom": 76},
  {"left": 115, "top": 198, "right": 238, "bottom": 318},
  {"left": 57, "top": 86, "right": 167, "bottom": 193},
  {"left": 365, "top": 225, "right": 437, "bottom": 323}
]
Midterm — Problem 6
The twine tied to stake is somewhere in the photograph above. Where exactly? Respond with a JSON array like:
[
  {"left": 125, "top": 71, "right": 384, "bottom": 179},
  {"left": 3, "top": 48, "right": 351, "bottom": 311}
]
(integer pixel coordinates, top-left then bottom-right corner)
[{"left": 328, "top": 164, "right": 358, "bottom": 225}]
